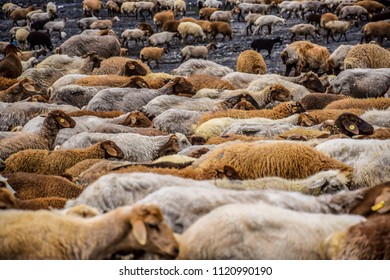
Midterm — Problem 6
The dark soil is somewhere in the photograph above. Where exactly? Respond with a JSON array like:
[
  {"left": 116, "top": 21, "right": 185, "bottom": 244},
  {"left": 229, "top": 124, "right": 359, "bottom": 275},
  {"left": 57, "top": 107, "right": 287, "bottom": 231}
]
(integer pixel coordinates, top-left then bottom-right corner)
[{"left": 1, "top": 0, "right": 389, "bottom": 75}]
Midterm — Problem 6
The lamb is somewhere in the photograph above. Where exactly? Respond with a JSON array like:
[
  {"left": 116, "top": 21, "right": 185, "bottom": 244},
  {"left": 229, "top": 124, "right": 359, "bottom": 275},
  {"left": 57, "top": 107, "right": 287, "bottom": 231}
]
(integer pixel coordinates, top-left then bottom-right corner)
[
  {"left": 85, "top": 77, "right": 194, "bottom": 112},
  {"left": 90, "top": 16, "right": 120, "bottom": 30},
  {"left": 206, "top": 21, "right": 233, "bottom": 41},
  {"left": 176, "top": 203, "right": 365, "bottom": 259},
  {"left": 299, "top": 93, "right": 350, "bottom": 110},
  {"left": 250, "top": 36, "right": 283, "bottom": 58},
  {"left": 0, "top": 189, "right": 67, "bottom": 210},
  {"left": 43, "top": 17, "right": 67, "bottom": 40},
  {"left": 77, "top": 16, "right": 98, "bottom": 30},
  {"left": 171, "top": 59, "right": 233, "bottom": 77},
  {"left": 324, "top": 213, "right": 390, "bottom": 260},
  {"left": 197, "top": 101, "right": 304, "bottom": 124},
  {"left": 58, "top": 132, "right": 190, "bottom": 162},
  {"left": 290, "top": 23, "right": 320, "bottom": 42},
  {"left": 26, "top": 31, "right": 53, "bottom": 51},
  {"left": 0, "top": 110, "right": 76, "bottom": 160},
  {"left": 1, "top": 172, "right": 82, "bottom": 200},
  {"left": 325, "top": 98, "right": 390, "bottom": 110},
  {"left": 177, "top": 22, "right": 206, "bottom": 44},
  {"left": 327, "top": 44, "right": 353, "bottom": 74},
  {"left": 344, "top": 44, "right": 390, "bottom": 69},
  {"left": 280, "top": 41, "right": 330, "bottom": 76},
  {"left": 179, "top": 43, "right": 216, "bottom": 61},
  {"left": 323, "top": 20, "right": 353, "bottom": 43},
  {"left": 140, "top": 47, "right": 168, "bottom": 68},
  {"left": 56, "top": 34, "right": 121, "bottom": 58},
  {"left": 147, "top": 31, "right": 177, "bottom": 51},
  {"left": 0, "top": 78, "right": 35, "bottom": 103},
  {"left": 3, "top": 141, "right": 124, "bottom": 175},
  {"left": 252, "top": 15, "right": 286, "bottom": 35},
  {"left": 360, "top": 21, "right": 390, "bottom": 44},
  {"left": 0, "top": 203, "right": 179, "bottom": 259},
  {"left": 326, "top": 68, "right": 390, "bottom": 98},
  {"left": 236, "top": 49, "right": 267, "bottom": 74},
  {"left": 0, "top": 44, "right": 23, "bottom": 79}
]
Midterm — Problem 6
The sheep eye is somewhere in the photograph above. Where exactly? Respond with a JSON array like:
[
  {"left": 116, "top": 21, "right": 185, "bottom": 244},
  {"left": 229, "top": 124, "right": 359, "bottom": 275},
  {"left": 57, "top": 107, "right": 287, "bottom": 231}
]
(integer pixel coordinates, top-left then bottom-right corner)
[{"left": 147, "top": 223, "right": 160, "bottom": 231}]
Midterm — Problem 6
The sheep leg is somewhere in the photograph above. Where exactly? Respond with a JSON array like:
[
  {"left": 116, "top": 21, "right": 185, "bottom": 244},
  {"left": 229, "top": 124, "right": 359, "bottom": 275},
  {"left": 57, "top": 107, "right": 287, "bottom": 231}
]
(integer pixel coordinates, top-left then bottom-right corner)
[
  {"left": 267, "top": 25, "right": 272, "bottom": 35},
  {"left": 291, "top": 33, "right": 296, "bottom": 42},
  {"left": 284, "top": 64, "right": 293, "bottom": 76}
]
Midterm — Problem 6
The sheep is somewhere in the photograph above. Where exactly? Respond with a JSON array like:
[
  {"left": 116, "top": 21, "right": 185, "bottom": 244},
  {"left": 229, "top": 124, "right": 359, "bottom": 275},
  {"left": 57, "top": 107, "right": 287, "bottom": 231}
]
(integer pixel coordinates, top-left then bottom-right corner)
[
  {"left": 90, "top": 16, "right": 120, "bottom": 30},
  {"left": 172, "top": 59, "right": 233, "bottom": 77},
  {"left": 371, "top": 10, "right": 390, "bottom": 22},
  {"left": 0, "top": 203, "right": 179, "bottom": 259},
  {"left": 297, "top": 109, "right": 365, "bottom": 127},
  {"left": 29, "top": 11, "right": 57, "bottom": 31},
  {"left": 360, "top": 21, "right": 390, "bottom": 44},
  {"left": 206, "top": 21, "right": 233, "bottom": 41},
  {"left": 324, "top": 213, "right": 390, "bottom": 260},
  {"left": 326, "top": 68, "right": 390, "bottom": 98},
  {"left": 299, "top": 93, "right": 350, "bottom": 110},
  {"left": 197, "top": 101, "right": 304, "bottom": 124},
  {"left": 18, "top": 48, "right": 47, "bottom": 61},
  {"left": 92, "top": 57, "right": 150, "bottom": 76},
  {"left": 199, "top": 7, "right": 217, "bottom": 20},
  {"left": 250, "top": 36, "right": 283, "bottom": 58},
  {"left": 179, "top": 43, "right": 216, "bottom": 61},
  {"left": 147, "top": 31, "right": 177, "bottom": 51},
  {"left": 244, "top": 12, "right": 263, "bottom": 35},
  {"left": 1, "top": 172, "right": 82, "bottom": 200},
  {"left": 278, "top": 0, "right": 303, "bottom": 19},
  {"left": 85, "top": 77, "right": 193, "bottom": 112},
  {"left": 0, "top": 78, "right": 35, "bottom": 103},
  {"left": 77, "top": 16, "right": 98, "bottom": 30},
  {"left": 57, "top": 34, "right": 121, "bottom": 58},
  {"left": 0, "top": 44, "right": 22, "bottom": 79},
  {"left": 345, "top": 44, "right": 390, "bottom": 70},
  {"left": 140, "top": 47, "right": 168, "bottom": 68},
  {"left": 9, "top": 6, "right": 36, "bottom": 26},
  {"left": 324, "top": 20, "right": 354, "bottom": 43},
  {"left": 306, "top": 13, "right": 321, "bottom": 26},
  {"left": 236, "top": 49, "right": 267, "bottom": 74},
  {"left": 210, "top": 8, "right": 239, "bottom": 23},
  {"left": 339, "top": 5, "right": 370, "bottom": 21},
  {"left": 153, "top": 10, "right": 174, "bottom": 31},
  {"left": 26, "top": 31, "right": 53, "bottom": 51},
  {"left": 176, "top": 202, "right": 364, "bottom": 259},
  {"left": 43, "top": 17, "right": 67, "bottom": 40},
  {"left": 0, "top": 110, "right": 76, "bottom": 160},
  {"left": 327, "top": 44, "right": 353, "bottom": 74},
  {"left": 49, "top": 85, "right": 109, "bottom": 108},
  {"left": 177, "top": 22, "right": 206, "bottom": 44},
  {"left": 0, "top": 189, "right": 67, "bottom": 210},
  {"left": 18, "top": 67, "right": 64, "bottom": 95},
  {"left": 320, "top": 12, "right": 339, "bottom": 30},
  {"left": 252, "top": 15, "right": 286, "bottom": 35},
  {"left": 14, "top": 27, "right": 29, "bottom": 50},
  {"left": 280, "top": 41, "right": 330, "bottom": 76},
  {"left": 62, "top": 159, "right": 106, "bottom": 180},
  {"left": 203, "top": 0, "right": 223, "bottom": 8},
  {"left": 360, "top": 109, "right": 390, "bottom": 128},
  {"left": 120, "top": 1, "right": 137, "bottom": 17},
  {"left": 325, "top": 98, "right": 390, "bottom": 111},
  {"left": 121, "top": 29, "right": 149, "bottom": 48},
  {"left": 152, "top": 109, "right": 203, "bottom": 136},
  {"left": 136, "top": 1, "right": 158, "bottom": 20},
  {"left": 3, "top": 141, "right": 124, "bottom": 175},
  {"left": 106, "top": 0, "right": 120, "bottom": 17},
  {"left": 58, "top": 132, "right": 190, "bottom": 162},
  {"left": 186, "top": 74, "right": 236, "bottom": 92},
  {"left": 290, "top": 23, "right": 320, "bottom": 42},
  {"left": 174, "top": 0, "right": 186, "bottom": 16},
  {"left": 82, "top": 0, "right": 103, "bottom": 17}
]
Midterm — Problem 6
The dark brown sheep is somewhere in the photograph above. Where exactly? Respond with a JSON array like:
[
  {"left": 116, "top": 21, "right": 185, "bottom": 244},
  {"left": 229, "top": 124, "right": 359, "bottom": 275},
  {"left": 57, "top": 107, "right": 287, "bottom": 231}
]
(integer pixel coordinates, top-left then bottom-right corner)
[
  {"left": 299, "top": 93, "right": 350, "bottom": 110},
  {"left": 334, "top": 113, "right": 374, "bottom": 137},
  {"left": 0, "top": 44, "right": 23, "bottom": 79},
  {"left": 0, "top": 78, "right": 36, "bottom": 103}
]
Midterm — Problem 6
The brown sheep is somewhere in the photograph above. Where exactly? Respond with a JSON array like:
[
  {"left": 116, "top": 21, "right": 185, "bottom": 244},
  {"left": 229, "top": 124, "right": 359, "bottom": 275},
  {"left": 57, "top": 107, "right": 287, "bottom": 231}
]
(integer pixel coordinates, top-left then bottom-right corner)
[
  {"left": 162, "top": 20, "right": 181, "bottom": 32},
  {"left": 0, "top": 44, "right": 23, "bottom": 79},
  {"left": 92, "top": 56, "right": 151, "bottom": 76},
  {"left": 68, "top": 110, "right": 125, "bottom": 118},
  {"left": 206, "top": 134, "right": 266, "bottom": 144},
  {"left": 0, "top": 77, "right": 19, "bottom": 91},
  {"left": 83, "top": 0, "right": 103, "bottom": 17},
  {"left": 299, "top": 93, "right": 350, "bottom": 110},
  {"left": 297, "top": 109, "right": 366, "bottom": 126},
  {"left": 62, "top": 159, "right": 105, "bottom": 180},
  {"left": 186, "top": 74, "right": 237, "bottom": 92},
  {"left": 9, "top": 6, "right": 35, "bottom": 26},
  {"left": 320, "top": 13, "right": 339, "bottom": 29},
  {"left": 236, "top": 50, "right": 267, "bottom": 75},
  {"left": 199, "top": 7, "right": 218, "bottom": 20},
  {"left": 137, "top": 22, "right": 154, "bottom": 36},
  {"left": 140, "top": 47, "right": 168, "bottom": 68},
  {"left": 153, "top": 10, "right": 175, "bottom": 31},
  {"left": 0, "top": 78, "right": 36, "bottom": 103},
  {"left": 355, "top": 1, "right": 385, "bottom": 14},
  {"left": 1, "top": 172, "right": 82, "bottom": 200},
  {"left": 3, "top": 141, "right": 125, "bottom": 175},
  {"left": 207, "top": 21, "right": 233, "bottom": 41},
  {"left": 325, "top": 98, "right": 390, "bottom": 110},
  {"left": 198, "top": 101, "right": 305, "bottom": 124},
  {"left": 360, "top": 21, "right": 390, "bottom": 44}
]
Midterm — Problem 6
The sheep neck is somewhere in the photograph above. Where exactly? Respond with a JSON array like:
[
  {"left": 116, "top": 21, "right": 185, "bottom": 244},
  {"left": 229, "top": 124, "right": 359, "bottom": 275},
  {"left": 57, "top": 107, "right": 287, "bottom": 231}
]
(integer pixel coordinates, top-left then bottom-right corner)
[{"left": 39, "top": 117, "right": 62, "bottom": 150}]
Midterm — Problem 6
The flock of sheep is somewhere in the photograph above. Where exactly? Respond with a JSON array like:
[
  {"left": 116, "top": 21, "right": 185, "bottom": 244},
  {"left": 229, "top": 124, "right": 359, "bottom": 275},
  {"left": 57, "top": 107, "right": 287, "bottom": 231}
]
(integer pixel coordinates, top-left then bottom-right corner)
[{"left": 0, "top": 0, "right": 390, "bottom": 260}]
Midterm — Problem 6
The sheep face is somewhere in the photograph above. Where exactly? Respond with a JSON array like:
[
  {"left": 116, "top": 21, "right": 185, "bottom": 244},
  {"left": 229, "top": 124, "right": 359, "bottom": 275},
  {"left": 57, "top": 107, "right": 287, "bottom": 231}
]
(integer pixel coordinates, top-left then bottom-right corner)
[
  {"left": 123, "top": 76, "right": 150, "bottom": 89},
  {"left": 288, "top": 101, "right": 305, "bottom": 114},
  {"left": 123, "top": 204, "right": 179, "bottom": 259},
  {"left": 270, "top": 84, "right": 292, "bottom": 102},
  {"left": 100, "top": 141, "right": 125, "bottom": 159},
  {"left": 122, "top": 111, "right": 152, "bottom": 127},
  {"left": 169, "top": 77, "right": 195, "bottom": 95},
  {"left": 124, "top": 61, "right": 149, "bottom": 76},
  {"left": 157, "top": 135, "right": 181, "bottom": 158},
  {"left": 49, "top": 110, "right": 76, "bottom": 129},
  {"left": 222, "top": 94, "right": 261, "bottom": 110},
  {"left": 300, "top": 72, "right": 325, "bottom": 93},
  {"left": 0, "top": 188, "right": 16, "bottom": 210},
  {"left": 298, "top": 112, "right": 318, "bottom": 126},
  {"left": 335, "top": 113, "right": 374, "bottom": 137}
]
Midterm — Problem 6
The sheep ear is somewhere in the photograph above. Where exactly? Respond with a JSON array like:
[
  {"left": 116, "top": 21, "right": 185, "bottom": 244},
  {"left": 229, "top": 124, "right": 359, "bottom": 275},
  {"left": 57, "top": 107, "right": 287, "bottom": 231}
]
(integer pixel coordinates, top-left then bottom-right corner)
[
  {"left": 372, "top": 189, "right": 390, "bottom": 214},
  {"left": 55, "top": 116, "right": 71, "bottom": 128},
  {"left": 22, "top": 83, "right": 35, "bottom": 92},
  {"left": 132, "top": 220, "right": 147, "bottom": 246},
  {"left": 341, "top": 119, "right": 359, "bottom": 135},
  {"left": 103, "top": 143, "right": 118, "bottom": 157}
]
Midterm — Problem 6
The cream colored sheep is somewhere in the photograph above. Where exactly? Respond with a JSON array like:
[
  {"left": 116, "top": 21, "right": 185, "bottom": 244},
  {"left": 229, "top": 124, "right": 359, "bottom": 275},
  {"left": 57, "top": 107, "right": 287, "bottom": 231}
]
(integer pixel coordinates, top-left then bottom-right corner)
[
  {"left": 177, "top": 22, "right": 206, "bottom": 44},
  {"left": 344, "top": 43, "right": 390, "bottom": 69},
  {"left": 236, "top": 49, "right": 267, "bottom": 74},
  {"left": 90, "top": 16, "right": 120, "bottom": 30}
]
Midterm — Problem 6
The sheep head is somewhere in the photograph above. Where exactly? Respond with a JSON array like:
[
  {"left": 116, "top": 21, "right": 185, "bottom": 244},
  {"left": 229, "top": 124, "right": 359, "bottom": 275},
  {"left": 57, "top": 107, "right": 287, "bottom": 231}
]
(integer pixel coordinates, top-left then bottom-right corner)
[
  {"left": 157, "top": 135, "right": 181, "bottom": 158},
  {"left": 124, "top": 204, "right": 179, "bottom": 259},
  {"left": 122, "top": 111, "right": 152, "bottom": 127},
  {"left": 269, "top": 84, "right": 292, "bottom": 102},
  {"left": 48, "top": 110, "right": 76, "bottom": 129},
  {"left": 2, "top": 44, "right": 19, "bottom": 55},
  {"left": 0, "top": 188, "right": 16, "bottom": 210},
  {"left": 225, "top": 94, "right": 261, "bottom": 110},
  {"left": 335, "top": 113, "right": 374, "bottom": 137},
  {"left": 298, "top": 112, "right": 319, "bottom": 126},
  {"left": 100, "top": 140, "right": 125, "bottom": 159},
  {"left": 123, "top": 60, "right": 149, "bottom": 76},
  {"left": 6, "top": 78, "right": 36, "bottom": 99},
  {"left": 299, "top": 71, "right": 325, "bottom": 93},
  {"left": 287, "top": 101, "right": 305, "bottom": 114},
  {"left": 350, "top": 181, "right": 390, "bottom": 216},
  {"left": 168, "top": 77, "right": 195, "bottom": 95},
  {"left": 122, "top": 76, "right": 150, "bottom": 89}
]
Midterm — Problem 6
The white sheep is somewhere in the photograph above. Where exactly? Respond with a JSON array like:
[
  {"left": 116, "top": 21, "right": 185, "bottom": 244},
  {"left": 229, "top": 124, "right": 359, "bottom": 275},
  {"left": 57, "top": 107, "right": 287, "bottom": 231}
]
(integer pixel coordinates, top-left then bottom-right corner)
[
  {"left": 77, "top": 16, "right": 98, "bottom": 30},
  {"left": 172, "top": 59, "right": 233, "bottom": 77},
  {"left": 43, "top": 17, "right": 67, "bottom": 40},
  {"left": 147, "top": 31, "right": 177, "bottom": 51},
  {"left": 152, "top": 109, "right": 203, "bottom": 136},
  {"left": 252, "top": 15, "right": 286, "bottom": 35},
  {"left": 176, "top": 203, "right": 365, "bottom": 259},
  {"left": 122, "top": 28, "right": 149, "bottom": 48},
  {"left": 203, "top": 0, "right": 223, "bottom": 8},
  {"left": 177, "top": 22, "right": 206, "bottom": 44},
  {"left": 278, "top": 1, "right": 303, "bottom": 19},
  {"left": 179, "top": 43, "right": 216, "bottom": 61}
]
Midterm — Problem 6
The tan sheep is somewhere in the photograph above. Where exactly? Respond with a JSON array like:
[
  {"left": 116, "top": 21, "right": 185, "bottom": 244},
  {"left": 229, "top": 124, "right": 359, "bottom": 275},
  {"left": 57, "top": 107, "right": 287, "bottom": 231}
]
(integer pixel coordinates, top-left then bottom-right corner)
[
  {"left": 177, "top": 22, "right": 206, "bottom": 44},
  {"left": 199, "top": 7, "right": 218, "bottom": 20},
  {"left": 153, "top": 9, "right": 174, "bottom": 31},
  {"left": 360, "top": 21, "right": 390, "bottom": 44},
  {"left": 0, "top": 203, "right": 179, "bottom": 259},
  {"left": 207, "top": 21, "right": 233, "bottom": 41},
  {"left": 0, "top": 78, "right": 35, "bottom": 103},
  {"left": 92, "top": 56, "right": 151, "bottom": 75},
  {"left": 320, "top": 13, "right": 339, "bottom": 29},
  {"left": 140, "top": 47, "right": 168, "bottom": 68},
  {"left": 186, "top": 74, "right": 236, "bottom": 92},
  {"left": 236, "top": 50, "right": 267, "bottom": 75},
  {"left": 90, "top": 16, "right": 120, "bottom": 30},
  {"left": 344, "top": 43, "right": 390, "bottom": 69},
  {"left": 82, "top": 0, "right": 103, "bottom": 17},
  {"left": 325, "top": 98, "right": 390, "bottom": 110}
]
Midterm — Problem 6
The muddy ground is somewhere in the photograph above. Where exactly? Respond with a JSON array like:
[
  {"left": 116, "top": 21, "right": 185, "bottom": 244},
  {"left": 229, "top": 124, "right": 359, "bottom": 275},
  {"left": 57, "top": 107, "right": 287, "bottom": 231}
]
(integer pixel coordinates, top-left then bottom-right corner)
[{"left": 1, "top": 0, "right": 389, "bottom": 75}]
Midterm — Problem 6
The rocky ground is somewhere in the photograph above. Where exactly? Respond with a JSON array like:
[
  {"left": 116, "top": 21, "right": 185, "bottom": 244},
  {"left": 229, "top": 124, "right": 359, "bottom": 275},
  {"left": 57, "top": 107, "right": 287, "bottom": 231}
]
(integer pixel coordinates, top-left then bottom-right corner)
[{"left": 1, "top": 0, "right": 389, "bottom": 75}]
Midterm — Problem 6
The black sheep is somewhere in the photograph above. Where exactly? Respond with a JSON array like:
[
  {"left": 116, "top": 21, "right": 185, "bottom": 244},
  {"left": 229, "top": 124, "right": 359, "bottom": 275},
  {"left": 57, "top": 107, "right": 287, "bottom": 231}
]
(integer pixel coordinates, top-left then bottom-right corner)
[
  {"left": 27, "top": 31, "right": 53, "bottom": 51},
  {"left": 335, "top": 113, "right": 374, "bottom": 137},
  {"left": 251, "top": 36, "right": 283, "bottom": 58},
  {"left": 306, "top": 13, "right": 321, "bottom": 26}
]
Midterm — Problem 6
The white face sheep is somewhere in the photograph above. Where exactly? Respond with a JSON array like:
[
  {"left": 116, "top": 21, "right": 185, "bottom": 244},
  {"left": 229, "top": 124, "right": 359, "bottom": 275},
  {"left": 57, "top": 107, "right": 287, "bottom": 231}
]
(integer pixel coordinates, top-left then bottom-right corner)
[{"left": 0, "top": 203, "right": 179, "bottom": 259}]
